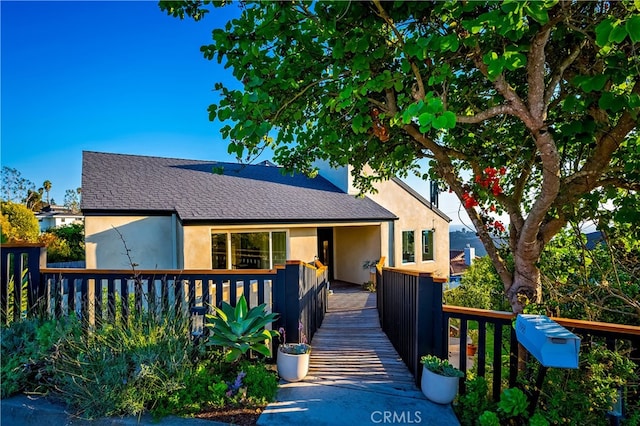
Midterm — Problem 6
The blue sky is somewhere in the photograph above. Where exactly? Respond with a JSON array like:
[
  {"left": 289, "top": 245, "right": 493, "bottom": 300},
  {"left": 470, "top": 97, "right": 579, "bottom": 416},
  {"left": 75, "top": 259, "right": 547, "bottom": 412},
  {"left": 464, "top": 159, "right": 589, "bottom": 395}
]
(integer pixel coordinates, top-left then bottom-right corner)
[{"left": 2, "top": 1, "right": 468, "bottom": 225}]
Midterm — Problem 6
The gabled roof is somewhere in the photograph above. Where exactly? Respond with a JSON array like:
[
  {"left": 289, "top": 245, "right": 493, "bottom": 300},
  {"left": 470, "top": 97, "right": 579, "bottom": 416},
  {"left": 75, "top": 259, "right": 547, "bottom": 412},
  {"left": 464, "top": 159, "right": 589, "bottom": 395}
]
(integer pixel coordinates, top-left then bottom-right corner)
[{"left": 81, "top": 151, "right": 398, "bottom": 223}]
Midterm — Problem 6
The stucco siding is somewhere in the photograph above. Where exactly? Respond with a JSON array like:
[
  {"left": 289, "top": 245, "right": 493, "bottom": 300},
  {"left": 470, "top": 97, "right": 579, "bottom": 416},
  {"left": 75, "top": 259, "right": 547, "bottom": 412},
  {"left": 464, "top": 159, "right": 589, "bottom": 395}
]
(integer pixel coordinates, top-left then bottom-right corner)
[
  {"left": 368, "top": 180, "right": 450, "bottom": 278},
  {"left": 183, "top": 225, "right": 213, "bottom": 269},
  {"left": 85, "top": 215, "right": 173, "bottom": 269},
  {"left": 289, "top": 228, "right": 317, "bottom": 263},
  {"left": 334, "top": 226, "right": 381, "bottom": 285}
]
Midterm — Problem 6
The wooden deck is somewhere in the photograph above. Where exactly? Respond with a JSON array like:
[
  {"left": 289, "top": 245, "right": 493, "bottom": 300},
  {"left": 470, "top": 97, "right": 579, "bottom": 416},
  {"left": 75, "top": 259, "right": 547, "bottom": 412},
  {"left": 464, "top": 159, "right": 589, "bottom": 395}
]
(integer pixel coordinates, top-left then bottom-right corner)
[{"left": 308, "top": 283, "right": 422, "bottom": 397}]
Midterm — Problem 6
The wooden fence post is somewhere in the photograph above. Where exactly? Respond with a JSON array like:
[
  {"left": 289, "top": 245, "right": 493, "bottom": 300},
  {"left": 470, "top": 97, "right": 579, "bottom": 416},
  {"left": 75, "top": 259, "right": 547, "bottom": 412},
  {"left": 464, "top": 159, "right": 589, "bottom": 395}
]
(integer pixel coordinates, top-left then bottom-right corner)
[
  {"left": 415, "top": 273, "right": 445, "bottom": 385},
  {"left": 283, "top": 261, "right": 302, "bottom": 343}
]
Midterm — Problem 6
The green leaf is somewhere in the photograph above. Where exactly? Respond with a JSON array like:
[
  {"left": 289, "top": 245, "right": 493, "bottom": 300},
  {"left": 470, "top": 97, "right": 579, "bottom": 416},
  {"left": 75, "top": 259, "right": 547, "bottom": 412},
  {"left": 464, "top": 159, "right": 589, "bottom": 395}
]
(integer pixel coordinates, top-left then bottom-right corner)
[
  {"left": 235, "top": 295, "right": 248, "bottom": 320},
  {"left": 598, "top": 92, "right": 625, "bottom": 113},
  {"left": 351, "top": 115, "right": 364, "bottom": 133},
  {"left": 524, "top": 3, "right": 549, "bottom": 24},
  {"left": 503, "top": 52, "right": 526, "bottom": 71},
  {"left": 626, "top": 15, "right": 640, "bottom": 44},
  {"left": 426, "top": 98, "right": 444, "bottom": 114},
  {"left": 595, "top": 19, "right": 614, "bottom": 47},
  {"left": 418, "top": 112, "right": 434, "bottom": 127},
  {"left": 573, "top": 74, "right": 608, "bottom": 92},
  {"left": 440, "top": 34, "right": 460, "bottom": 52},
  {"left": 609, "top": 23, "right": 628, "bottom": 44}
]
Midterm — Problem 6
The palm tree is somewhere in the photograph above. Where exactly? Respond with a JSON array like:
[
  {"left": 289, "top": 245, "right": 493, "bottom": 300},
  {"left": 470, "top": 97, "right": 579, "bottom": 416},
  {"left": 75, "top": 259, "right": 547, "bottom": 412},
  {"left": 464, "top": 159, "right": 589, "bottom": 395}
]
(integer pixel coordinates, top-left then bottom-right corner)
[{"left": 43, "top": 180, "right": 52, "bottom": 205}]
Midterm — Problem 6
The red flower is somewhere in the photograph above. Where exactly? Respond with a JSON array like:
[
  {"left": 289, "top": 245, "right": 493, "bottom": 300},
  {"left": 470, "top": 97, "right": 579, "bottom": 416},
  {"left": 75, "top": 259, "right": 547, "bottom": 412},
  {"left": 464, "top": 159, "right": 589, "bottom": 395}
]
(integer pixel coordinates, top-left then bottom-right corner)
[
  {"left": 494, "top": 221, "right": 505, "bottom": 232},
  {"left": 499, "top": 166, "right": 506, "bottom": 175}
]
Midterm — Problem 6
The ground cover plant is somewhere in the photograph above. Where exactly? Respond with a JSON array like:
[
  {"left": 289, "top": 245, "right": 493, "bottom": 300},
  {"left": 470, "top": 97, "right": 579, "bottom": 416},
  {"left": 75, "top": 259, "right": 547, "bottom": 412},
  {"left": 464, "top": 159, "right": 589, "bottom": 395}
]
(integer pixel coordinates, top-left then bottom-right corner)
[
  {"left": 0, "top": 306, "right": 278, "bottom": 422},
  {"left": 454, "top": 344, "right": 639, "bottom": 426}
]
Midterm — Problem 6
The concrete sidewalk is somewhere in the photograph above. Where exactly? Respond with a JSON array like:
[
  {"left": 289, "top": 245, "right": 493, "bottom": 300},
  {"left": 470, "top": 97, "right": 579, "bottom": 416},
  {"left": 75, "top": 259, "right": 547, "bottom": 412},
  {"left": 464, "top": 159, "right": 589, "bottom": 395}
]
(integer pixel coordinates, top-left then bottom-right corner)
[
  {"left": 0, "top": 394, "right": 226, "bottom": 426},
  {"left": 257, "top": 376, "right": 459, "bottom": 426}
]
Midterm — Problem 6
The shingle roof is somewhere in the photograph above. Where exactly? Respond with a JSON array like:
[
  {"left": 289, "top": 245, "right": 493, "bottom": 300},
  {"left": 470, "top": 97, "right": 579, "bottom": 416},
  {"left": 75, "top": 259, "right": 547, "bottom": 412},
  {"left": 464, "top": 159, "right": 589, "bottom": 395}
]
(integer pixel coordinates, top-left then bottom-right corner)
[{"left": 81, "top": 151, "right": 397, "bottom": 223}]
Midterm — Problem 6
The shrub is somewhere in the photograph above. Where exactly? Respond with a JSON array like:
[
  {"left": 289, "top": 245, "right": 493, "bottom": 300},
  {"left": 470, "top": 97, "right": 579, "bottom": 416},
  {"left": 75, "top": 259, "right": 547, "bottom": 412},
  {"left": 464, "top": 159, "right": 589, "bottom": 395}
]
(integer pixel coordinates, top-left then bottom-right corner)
[
  {"left": 0, "top": 201, "right": 39, "bottom": 242},
  {"left": 1, "top": 316, "right": 80, "bottom": 398},
  {"left": 48, "top": 313, "right": 196, "bottom": 419},
  {"left": 240, "top": 361, "right": 278, "bottom": 405}
]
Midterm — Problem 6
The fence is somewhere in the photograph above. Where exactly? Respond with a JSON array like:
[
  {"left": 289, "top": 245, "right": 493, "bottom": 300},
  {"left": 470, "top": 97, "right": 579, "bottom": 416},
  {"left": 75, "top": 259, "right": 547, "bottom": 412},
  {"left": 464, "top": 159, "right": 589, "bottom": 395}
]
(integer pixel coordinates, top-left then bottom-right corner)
[
  {"left": 0, "top": 244, "right": 328, "bottom": 356},
  {"left": 377, "top": 266, "right": 640, "bottom": 405},
  {"left": 376, "top": 267, "right": 448, "bottom": 383}
]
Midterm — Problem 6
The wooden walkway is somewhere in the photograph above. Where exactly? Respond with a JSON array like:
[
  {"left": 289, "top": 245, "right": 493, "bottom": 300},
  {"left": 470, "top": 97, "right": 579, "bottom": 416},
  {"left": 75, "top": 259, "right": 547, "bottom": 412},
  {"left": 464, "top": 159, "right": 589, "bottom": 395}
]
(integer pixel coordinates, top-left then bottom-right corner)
[
  {"left": 258, "top": 282, "right": 460, "bottom": 425},
  {"left": 307, "top": 283, "right": 423, "bottom": 398}
]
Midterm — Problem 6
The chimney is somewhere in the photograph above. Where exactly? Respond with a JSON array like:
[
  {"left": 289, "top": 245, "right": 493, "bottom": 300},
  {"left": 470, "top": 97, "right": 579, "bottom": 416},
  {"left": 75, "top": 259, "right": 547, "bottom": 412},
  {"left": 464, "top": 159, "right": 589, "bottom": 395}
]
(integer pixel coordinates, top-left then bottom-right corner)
[{"left": 464, "top": 244, "right": 475, "bottom": 266}]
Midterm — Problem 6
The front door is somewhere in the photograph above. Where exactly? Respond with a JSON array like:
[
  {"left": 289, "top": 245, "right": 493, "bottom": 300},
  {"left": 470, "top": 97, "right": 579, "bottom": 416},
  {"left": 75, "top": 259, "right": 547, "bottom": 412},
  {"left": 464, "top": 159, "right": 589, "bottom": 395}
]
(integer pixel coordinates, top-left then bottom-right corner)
[{"left": 317, "top": 227, "right": 334, "bottom": 281}]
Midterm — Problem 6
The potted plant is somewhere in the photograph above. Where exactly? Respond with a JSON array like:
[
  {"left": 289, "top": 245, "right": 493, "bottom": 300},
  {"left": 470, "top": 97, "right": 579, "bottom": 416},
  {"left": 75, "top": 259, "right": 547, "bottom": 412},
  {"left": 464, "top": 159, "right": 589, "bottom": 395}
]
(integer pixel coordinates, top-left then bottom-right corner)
[
  {"left": 467, "top": 329, "right": 478, "bottom": 356},
  {"left": 420, "top": 354, "right": 464, "bottom": 404},
  {"left": 276, "top": 322, "right": 311, "bottom": 382}
]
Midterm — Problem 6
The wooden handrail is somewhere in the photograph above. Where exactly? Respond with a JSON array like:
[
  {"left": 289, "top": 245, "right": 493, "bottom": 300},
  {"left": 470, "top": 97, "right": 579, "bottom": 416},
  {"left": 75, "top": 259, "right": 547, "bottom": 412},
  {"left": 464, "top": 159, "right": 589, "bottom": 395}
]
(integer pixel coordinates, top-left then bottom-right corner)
[
  {"left": 554, "top": 317, "right": 640, "bottom": 337},
  {"left": 41, "top": 267, "right": 281, "bottom": 275},
  {"left": 444, "top": 304, "right": 640, "bottom": 336},
  {"left": 443, "top": 304, "right": 515, "bottom": 320}
]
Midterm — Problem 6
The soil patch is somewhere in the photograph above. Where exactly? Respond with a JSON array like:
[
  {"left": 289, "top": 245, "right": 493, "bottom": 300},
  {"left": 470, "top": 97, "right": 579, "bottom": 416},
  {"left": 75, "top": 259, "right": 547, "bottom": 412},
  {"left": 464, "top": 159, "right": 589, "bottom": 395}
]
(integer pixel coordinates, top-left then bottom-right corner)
[{"left": 194, "top": 406, "right": 263, "bottom": 425}]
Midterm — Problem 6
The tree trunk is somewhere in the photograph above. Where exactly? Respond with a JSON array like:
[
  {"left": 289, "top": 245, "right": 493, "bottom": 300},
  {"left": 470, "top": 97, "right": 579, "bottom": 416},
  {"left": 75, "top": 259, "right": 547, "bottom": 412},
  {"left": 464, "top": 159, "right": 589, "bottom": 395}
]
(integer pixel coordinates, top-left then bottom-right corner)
[{"left": 507, "top": 252, "right": 543, "bottom": 313}]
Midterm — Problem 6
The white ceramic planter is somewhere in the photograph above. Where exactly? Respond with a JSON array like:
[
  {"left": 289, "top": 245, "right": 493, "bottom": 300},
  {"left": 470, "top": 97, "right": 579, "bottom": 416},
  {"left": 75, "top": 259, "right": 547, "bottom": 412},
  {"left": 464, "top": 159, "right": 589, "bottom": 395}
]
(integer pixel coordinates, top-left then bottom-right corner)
[
  {"left": 277, "top": 350, "right": 310, "bottom": 382},
  {"left": 421, "top": 365, "right": 459, "bottom": 404}
]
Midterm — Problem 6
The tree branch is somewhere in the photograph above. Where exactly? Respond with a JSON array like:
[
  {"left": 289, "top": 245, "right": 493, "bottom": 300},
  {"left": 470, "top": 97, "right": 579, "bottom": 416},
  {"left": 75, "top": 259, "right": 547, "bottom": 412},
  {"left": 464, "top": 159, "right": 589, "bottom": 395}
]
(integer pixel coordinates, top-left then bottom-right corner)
[
  {"left": 544, "top": 40, "right": 585, "bottom": 107},
  {"left": 272, "top": 77, "right": 331, "bottom": 123},
  {"left": 456, "top": 104, "right": 513, "bottom": 124},
  {"left": 528, "top": 25, "right": 552, "bottom": 122}
]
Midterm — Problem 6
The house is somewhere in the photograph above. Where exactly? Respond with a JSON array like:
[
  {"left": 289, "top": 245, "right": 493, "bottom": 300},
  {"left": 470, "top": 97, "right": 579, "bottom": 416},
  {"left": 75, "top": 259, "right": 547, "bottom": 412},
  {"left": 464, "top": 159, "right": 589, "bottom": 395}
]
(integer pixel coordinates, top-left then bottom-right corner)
[
  {"left": 448, "top": 245, "right": 477, "bottom": 288},
  {"left": 81, "top": 151, "right": 450, "bottom": 284},
  {"left": 35, "top": 205, "right": 84, "bottom": 233}
]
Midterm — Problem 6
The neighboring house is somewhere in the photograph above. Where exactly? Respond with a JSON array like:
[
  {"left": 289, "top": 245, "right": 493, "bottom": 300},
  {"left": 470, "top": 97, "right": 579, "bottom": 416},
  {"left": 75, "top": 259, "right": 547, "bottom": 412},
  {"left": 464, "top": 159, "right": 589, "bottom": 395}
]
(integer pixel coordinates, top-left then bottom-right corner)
[
  {"left": 35, "top": 205, "right": 84, "bottom": 233},
  {"left": 81, "top": 151, "right": 450, "bottom": 284},
  {"left": 448, "top": 245, "right": 477, "bottom": 288}
]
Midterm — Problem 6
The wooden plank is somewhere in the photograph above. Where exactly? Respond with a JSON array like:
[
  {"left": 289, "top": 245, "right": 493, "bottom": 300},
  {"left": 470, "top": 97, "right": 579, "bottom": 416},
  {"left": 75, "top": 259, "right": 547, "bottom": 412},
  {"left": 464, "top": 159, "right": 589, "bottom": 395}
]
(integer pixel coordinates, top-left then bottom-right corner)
[{"left": 308, "top": 286, "right": 423, "bottom": 398}]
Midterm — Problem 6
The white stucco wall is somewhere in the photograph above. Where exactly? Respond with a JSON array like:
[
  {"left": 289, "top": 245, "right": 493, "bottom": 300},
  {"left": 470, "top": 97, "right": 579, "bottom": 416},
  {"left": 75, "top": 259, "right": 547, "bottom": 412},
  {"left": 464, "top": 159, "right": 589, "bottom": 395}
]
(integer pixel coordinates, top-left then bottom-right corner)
[{"left": 85, "top": 215, "right": 174, "bottom": 270}]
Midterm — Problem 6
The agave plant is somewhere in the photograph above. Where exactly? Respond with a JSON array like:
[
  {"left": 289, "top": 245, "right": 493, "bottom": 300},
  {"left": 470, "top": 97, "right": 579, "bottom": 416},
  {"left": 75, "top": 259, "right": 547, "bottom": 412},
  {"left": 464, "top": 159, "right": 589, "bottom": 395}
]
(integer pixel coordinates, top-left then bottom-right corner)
[{"left": 205, "top": 295, "right": 279, "bottom": 362}]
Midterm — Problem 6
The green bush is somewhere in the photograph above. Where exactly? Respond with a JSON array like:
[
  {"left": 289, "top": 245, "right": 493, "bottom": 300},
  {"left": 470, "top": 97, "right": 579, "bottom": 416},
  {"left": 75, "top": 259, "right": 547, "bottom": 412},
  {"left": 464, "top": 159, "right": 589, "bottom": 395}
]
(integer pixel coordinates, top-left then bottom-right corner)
[
  {"left": 240, "top": 361, "right": 278, "bottom": 405},
  {"left": 1, "top": 316, "right": 80, "bottom": 398},
  {"left": 532, "top": 344, "right": 638, "bottom": 425},
  {"left": 0, "top": 201, "right": 39, "bottom": 242},
  {"left": 2, "top": 306, "right": 280, "bottom": 420},
  {"left": 48, "top": 313, "right": 196, "bottom": 418}
]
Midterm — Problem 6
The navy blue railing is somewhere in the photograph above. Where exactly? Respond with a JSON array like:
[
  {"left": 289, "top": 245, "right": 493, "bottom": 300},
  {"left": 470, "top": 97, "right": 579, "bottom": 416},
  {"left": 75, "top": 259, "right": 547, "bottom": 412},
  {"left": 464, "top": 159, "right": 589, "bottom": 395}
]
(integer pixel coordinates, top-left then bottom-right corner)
[{"left": 1, "top": 244, "right": 328, "bottom": 357}]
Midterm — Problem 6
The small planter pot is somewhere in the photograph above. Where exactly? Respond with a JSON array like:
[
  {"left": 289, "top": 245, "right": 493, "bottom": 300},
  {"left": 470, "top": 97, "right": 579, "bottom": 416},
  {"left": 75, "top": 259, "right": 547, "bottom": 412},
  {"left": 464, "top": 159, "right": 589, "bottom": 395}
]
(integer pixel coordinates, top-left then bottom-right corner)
[
  {"left": 421, "top": 365, "right": 460, "bottom": 404},
  {"left": 467, "top": 344, "right": 478, "bottom": 357},
  {"left": 277, "top": 350, "right": 310, "bottom": 382}
]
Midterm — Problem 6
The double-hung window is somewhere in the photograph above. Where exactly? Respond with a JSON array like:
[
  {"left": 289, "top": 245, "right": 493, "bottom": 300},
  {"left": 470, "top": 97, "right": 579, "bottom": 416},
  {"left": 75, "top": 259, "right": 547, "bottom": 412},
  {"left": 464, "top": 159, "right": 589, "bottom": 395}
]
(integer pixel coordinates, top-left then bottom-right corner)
[
  {"left": 421, "top": 229, "right": 434, "bottom": 261},
  {"left": 402, "top": 230, "right": 415, "bottom": 264}
]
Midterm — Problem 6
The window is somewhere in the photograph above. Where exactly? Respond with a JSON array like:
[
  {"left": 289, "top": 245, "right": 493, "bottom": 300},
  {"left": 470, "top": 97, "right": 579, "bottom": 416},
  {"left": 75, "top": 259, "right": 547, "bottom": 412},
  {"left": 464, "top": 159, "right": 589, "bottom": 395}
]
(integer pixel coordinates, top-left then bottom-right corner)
[
  {"left": 402, "top": 231, "right": 415, "bottom": 264},
  {"left": 211, "top": 231, "right": 287, "bottom": 269},
  {"left": 421, "top": 230, "right": 434, "bottom": 261}
]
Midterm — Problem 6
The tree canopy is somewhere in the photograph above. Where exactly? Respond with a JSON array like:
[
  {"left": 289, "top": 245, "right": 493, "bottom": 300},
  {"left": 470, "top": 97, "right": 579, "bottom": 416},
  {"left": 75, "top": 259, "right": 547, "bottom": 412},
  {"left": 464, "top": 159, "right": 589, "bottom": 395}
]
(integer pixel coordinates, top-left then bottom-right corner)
[
  {"left": 162, "top": 0, "right": 640, "bottom": 312},
  {"left": 0, "top": 201, "right": 40, "bottom": 243}
]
